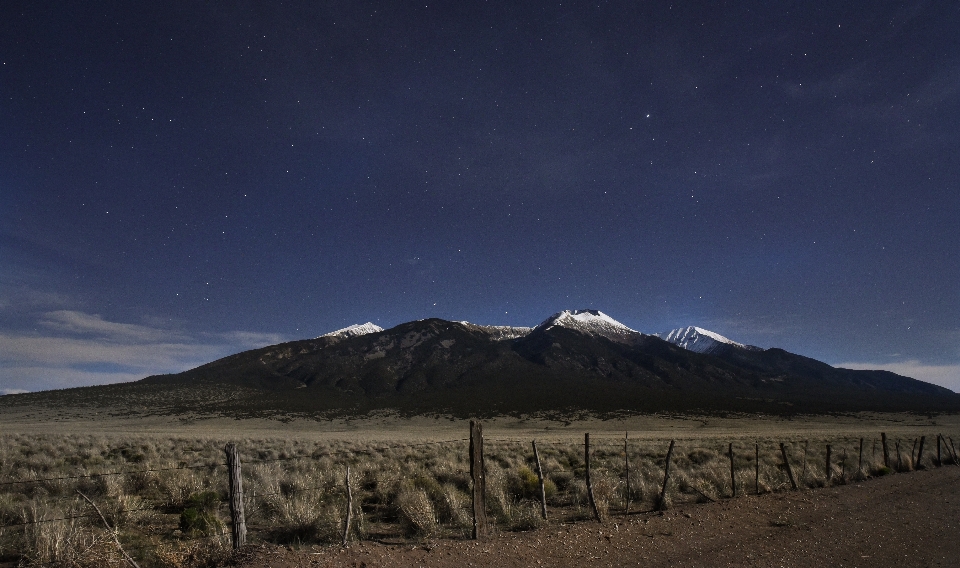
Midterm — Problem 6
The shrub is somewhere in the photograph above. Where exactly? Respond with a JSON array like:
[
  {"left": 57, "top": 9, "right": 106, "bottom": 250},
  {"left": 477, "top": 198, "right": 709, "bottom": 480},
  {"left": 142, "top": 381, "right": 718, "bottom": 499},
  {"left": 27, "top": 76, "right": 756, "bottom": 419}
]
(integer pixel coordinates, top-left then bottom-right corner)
[
  {"left": 510, "top": 466, "right": 556, "bottom": 501},
  {"left": 179, "top": 491, "right": 222, "bottom": 535},
  {"left": 395, "top": 482, "right": 437, "bottom": 537}
]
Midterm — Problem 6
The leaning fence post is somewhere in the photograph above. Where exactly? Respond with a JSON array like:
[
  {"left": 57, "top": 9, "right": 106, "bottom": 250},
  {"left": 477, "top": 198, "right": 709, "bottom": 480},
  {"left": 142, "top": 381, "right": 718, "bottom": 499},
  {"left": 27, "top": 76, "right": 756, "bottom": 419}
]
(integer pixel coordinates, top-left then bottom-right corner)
[
  {"left": 623, "top": 432, "right": 631, "bottom": 514},
  {"left": 896, "top": 440, "right": 902, "bottom": 471},
  {"left": 800, "top": 440, "right": 809, "bottom": 485},
  {"left": 470, "top": 420, "right": 487, "bottom": 539},
  {"left": 916, "top": 436, "right": 925, "bottom": 470},
  {"left": 585, "top": 433, "right": 601, "bottom": 523},
  {"left": 224, "top": 443, "right": 246, "bottom": 550},
  {"left": 728, "top": 443, "right": 736, "bottom": 498},
  {"left": 881, "top": 432, "right": 890, "bottom": 469},
  {"left": 858, "top": 438, "right": 864, "bottom": 477},
  {"left": 755, "top": 442, "right": 760, "bottom": 495},
  {"left": 780, "top": 443, "right": 798, "bottom": 490},
  {"left": 911, "top": 438, "right": 918, "bottom": 469},
  {"left": 657, "top": 440, "right": 676, "bottom": 510},
  {"left": 937, "top": 434, "right": 943, "bottom": 467},
  {"left": 532, "top": 440, "right": 547, "bottom": 520},
  {"left": 342, "top": 465, "right": 353, "bottom": 547}
]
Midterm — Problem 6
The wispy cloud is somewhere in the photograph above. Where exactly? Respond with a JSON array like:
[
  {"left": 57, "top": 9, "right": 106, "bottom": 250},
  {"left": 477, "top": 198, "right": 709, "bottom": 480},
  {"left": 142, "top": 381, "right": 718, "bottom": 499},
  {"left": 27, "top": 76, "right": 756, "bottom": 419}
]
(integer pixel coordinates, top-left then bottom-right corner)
[
  {"left": 836, "top": 360, "right": 960, "bottom": 393},
  {"left": 39, "top": 310, "right": 191, "bottom": 343},
  {"left": 0, "top": 311, "right": 289, "bottom": 394}
]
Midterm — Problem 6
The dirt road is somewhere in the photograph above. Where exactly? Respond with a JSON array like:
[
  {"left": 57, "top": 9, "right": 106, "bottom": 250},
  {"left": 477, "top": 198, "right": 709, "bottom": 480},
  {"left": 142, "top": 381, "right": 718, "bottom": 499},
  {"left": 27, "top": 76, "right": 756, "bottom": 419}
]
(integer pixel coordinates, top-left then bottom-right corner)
[{"left": 237, "top": 466, "right": 960, "bottom": 568}]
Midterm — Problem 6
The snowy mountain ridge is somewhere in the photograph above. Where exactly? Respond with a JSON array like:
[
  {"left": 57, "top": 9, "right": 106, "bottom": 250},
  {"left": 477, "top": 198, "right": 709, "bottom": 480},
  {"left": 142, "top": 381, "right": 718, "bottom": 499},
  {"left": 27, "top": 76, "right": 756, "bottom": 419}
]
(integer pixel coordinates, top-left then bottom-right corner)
[
  {"left": 534, "top": 309, "right": 642, "bottom": 344},
  {"left": 317, "top": 311, "right": 759, "bottom": 354},
  {"left": 459, "top": 322, "right": 533, "bottom": 341},
  {"left": 656, "top": 326, "right": 760, "bottom": 354},
  {"left": 319, "top": 322, "right": 384, "bottom": 340}
]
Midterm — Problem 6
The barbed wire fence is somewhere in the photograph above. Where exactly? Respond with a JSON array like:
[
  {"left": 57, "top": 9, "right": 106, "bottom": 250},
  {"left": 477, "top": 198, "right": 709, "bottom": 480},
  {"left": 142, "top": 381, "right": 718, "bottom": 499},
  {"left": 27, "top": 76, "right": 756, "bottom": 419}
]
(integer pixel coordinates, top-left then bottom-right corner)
[{"left": 1, "top": 427, "right": 957, "bottom": 567}]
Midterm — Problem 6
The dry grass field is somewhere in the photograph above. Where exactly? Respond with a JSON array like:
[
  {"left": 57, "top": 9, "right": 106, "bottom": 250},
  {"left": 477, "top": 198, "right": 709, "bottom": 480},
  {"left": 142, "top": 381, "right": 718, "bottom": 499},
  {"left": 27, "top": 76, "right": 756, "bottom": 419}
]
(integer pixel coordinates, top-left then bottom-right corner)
[{"left": 1, "top": 406, "right": 958, "bottom": 567}]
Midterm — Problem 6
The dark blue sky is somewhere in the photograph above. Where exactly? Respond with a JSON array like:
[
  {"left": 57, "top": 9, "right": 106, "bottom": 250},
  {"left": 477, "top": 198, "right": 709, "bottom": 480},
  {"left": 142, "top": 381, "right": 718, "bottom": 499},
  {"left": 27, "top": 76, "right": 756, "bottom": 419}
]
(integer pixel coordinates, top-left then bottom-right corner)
[{"left": 2, "top": 1, "right": 958, "bottom": 393}]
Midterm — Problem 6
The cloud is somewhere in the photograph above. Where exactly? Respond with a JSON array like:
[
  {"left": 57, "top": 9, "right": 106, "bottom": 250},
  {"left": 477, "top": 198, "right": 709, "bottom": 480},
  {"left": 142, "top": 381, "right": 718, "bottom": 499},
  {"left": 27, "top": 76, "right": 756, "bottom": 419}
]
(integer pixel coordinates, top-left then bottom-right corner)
[
  {"left": 0, "top": 311, "right": 289, "bottom": 393},
  {"left": 836, "top": 360, "right": 960, "bottom": 393},
  {"left": 39, "top": 310, "right": 190, "bottom": 343},
  {"left": 217, "top": 331, "right": 290, "bottom": 350}
]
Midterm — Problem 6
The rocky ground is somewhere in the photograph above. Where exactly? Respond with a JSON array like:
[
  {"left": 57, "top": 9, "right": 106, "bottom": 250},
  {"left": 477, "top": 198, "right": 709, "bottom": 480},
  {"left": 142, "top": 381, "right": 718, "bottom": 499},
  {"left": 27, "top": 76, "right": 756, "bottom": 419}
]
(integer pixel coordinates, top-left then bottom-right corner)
[{"left": 235, "top": 465, "right": 960, "bottom": 568}]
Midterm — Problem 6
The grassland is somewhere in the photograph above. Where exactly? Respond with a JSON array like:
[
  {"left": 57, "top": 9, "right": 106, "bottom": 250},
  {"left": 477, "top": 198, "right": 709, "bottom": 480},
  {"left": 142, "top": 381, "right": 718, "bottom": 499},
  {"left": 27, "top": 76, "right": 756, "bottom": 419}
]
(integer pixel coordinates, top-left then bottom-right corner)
[{"left": 1, "top": 407, "right": 958, "bottom": 567}]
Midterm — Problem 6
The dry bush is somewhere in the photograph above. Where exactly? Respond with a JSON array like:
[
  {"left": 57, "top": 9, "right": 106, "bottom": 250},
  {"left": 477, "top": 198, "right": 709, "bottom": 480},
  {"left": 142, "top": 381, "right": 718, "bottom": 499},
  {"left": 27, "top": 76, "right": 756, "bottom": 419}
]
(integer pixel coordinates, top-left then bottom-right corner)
[
  {"left": 19, "top": 503, "right": 117, "bottom": 568},
  {"left": 395, "top": 482, "right": 437, "bottom": 537},
  {"left": 152, "top": 536, "right": 230, "bottom": 568},
  {"left": 437, "top": 483, "right": 471, "bottom": 531},
  {"left": 510, "top": 500, "right": 545, "bottom": 531}
]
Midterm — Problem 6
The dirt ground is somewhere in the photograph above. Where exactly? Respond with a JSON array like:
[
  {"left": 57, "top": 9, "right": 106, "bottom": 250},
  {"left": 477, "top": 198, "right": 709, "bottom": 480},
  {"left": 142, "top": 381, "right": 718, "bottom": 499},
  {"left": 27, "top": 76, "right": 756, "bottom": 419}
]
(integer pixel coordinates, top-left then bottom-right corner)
[{"left": 235, "top": 465, "right": 960, "bottom": 568}]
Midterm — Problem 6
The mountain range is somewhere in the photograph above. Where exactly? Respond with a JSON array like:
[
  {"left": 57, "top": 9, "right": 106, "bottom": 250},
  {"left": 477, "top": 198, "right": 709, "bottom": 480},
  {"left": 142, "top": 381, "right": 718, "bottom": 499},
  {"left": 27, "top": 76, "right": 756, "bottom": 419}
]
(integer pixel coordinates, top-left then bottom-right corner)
[{"left": 4, "top": 309, "right": 956, "bottom": 417}]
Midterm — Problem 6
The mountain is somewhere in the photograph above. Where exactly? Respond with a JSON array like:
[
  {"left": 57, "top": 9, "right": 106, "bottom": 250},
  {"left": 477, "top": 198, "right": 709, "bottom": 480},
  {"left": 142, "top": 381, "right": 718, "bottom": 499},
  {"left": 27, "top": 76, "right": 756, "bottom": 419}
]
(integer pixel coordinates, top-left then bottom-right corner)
[
  {"left": 657, "top": 326, "right": 760, "bottom": 355},
  {"left": 3, "top": 310, "right": 956, "bottom": 418}
]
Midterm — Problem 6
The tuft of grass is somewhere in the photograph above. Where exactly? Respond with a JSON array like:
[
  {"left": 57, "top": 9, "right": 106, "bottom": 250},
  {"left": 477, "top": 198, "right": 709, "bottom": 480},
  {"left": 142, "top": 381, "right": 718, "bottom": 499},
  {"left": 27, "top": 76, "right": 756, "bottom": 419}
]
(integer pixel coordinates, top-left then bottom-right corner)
[
  {"left": 395, "top": 482, "right": 437, "bottom": 537},
  {"left": 179, "top": 491, "right": 223, "bottom": 536}
]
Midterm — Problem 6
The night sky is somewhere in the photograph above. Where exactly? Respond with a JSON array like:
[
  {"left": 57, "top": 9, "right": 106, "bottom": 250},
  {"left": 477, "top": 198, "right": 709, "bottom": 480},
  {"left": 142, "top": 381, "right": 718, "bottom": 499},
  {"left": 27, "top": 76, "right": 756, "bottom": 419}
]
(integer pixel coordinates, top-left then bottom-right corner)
[{"left": 2, "top": 1, "right": 959, "bottom": 394}]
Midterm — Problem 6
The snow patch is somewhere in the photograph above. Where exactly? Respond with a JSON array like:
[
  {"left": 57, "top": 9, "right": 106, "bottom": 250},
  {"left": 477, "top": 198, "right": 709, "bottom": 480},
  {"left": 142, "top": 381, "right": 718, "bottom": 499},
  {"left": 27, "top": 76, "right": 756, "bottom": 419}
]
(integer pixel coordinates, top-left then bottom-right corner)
[
  {"left": 535, "top": 309, "right": 641, "bottom": 343},
  {"left": 657, "top": 326, "right": 758, "bottom": 354},
  {"left": 459, "top": 322, "right": 533, "bottom": 341},
  {"left": 319, "top": 322, "right": 384, "bottom": 340}
]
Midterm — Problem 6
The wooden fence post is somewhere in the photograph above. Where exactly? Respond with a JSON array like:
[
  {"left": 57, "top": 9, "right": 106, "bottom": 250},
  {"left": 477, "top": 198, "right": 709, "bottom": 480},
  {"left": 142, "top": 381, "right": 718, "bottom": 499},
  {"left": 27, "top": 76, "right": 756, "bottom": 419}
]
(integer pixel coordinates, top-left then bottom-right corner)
[
  {"left": 858, "top": 438, "right": 864, "bottom": 477},
  {"left": 780, "top": 443, "right": 798, "bottom": 490},
  {"left": 224, "top": 443, "right": 246, "bottom": 550},
  {"left": 623, "top": 432, "right": 630, "bottom": 514},
  {"left": 470, "top": 420, "right": 487, "bottom": 539},
  {"left": 800, "top": 440, "right": 809, "bottom": 484},
  {"left": 584, "top": 433, "right": 601, "bottom": 523},
  {"left": 840, "top": 448, "right": 847, "bottom": 481},
  {"left": 532, "top": 441, "right": 547, "bottom": 520},
  {"left": 755, "top": 442, "right": 760, "bottom": 495},
  {"left": 342, "top": 465, "right": 353, "bottom": 547},
  {"left": 911, "top": 438, "right": 918, "bottom": 469},
  {"left": 937, "top": 434, "right": 942, "bottom": 467},
  {"left": 896, "top": 440, "right": 902, "bottom": 471},
  {"left": 825, "top": 444, "right": 832, "bottom": 482},
  {"left": 728, "top": 443, "right": 736, "bottom": 498},
  {"left": 916, "top": 436, "right": 925, "bottom": 470},
  {"left": 881, "top": 432, "right": 890, "bottom": 468},
  {"left": 657, "top": 440, "right": 676, "bottom": 510}
]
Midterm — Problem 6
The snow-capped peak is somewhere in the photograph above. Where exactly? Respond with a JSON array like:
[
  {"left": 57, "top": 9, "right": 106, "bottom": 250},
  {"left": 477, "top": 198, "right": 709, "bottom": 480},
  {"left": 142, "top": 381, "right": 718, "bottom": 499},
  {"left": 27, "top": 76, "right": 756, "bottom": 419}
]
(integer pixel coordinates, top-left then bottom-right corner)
[
  {"left": 535, "top": 309, "right": 640, "bottom": 343},
  {"left": 656, "top": 326, "right": 758, "bottom": 354},
  {"left": 458, "top": 322, "right": 533, "bottom": 341},
  {"left": 319, "top": 322, "right": 383, "bottom": 340}
]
